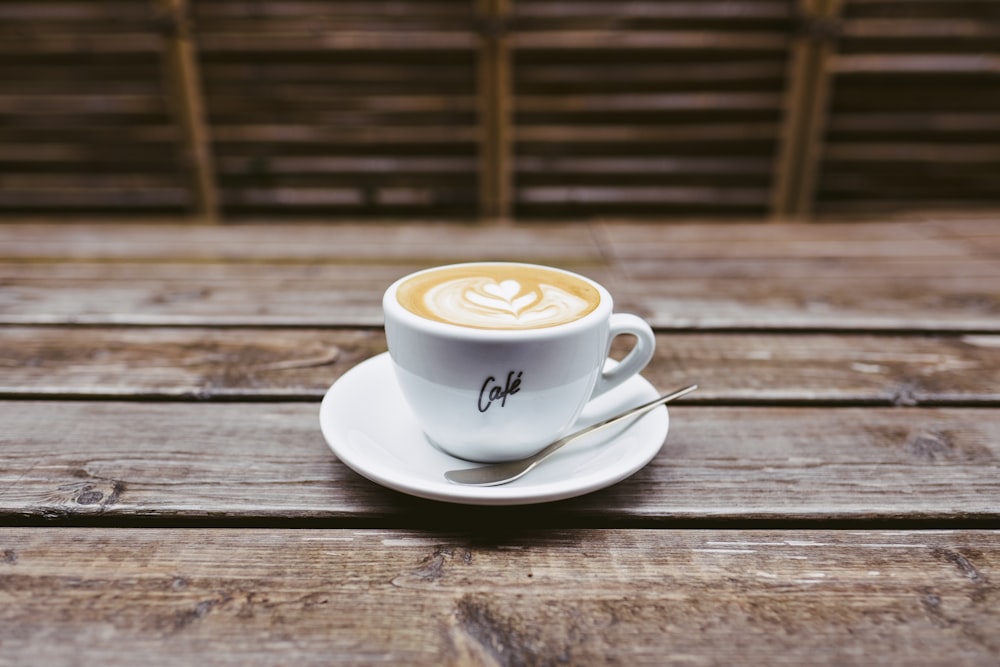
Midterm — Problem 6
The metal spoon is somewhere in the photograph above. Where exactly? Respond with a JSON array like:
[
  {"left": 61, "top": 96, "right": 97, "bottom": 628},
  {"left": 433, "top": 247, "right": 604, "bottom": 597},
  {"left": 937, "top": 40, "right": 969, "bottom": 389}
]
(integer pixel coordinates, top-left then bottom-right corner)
[{"left": 443, "top": 384, "right": 698, "bottom": 486}]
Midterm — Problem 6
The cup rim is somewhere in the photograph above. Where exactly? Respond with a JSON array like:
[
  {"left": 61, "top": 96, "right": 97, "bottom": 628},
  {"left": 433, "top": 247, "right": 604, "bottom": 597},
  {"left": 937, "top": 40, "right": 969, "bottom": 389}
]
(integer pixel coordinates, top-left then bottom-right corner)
[{"left": 383, "top": 261, "right": 613, "bottom": 340}]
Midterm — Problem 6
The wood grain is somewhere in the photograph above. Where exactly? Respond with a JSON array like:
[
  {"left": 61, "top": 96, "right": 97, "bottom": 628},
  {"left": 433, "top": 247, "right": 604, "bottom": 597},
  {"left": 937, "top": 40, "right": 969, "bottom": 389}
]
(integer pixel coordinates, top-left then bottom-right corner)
[
  {"left": 0, "top": 222, "right": 604, "bottom": 262},
  {"left": 1, "top": 328, "right": 997, "bottom": 404},
  {"left": 1, "top": 528, "right": 997, "bottom": 665},
  {"left": 3, "top": 256, "right": 995, "bottom": 330},
  {"left": 2, "top": 219, "right": 997, "bottom": 330},
  {"left": 2, "top": 213, "right": 999, "bottom": 661},
  {"left": 1, "top": 402, "right": 997, "bottom": 523}
]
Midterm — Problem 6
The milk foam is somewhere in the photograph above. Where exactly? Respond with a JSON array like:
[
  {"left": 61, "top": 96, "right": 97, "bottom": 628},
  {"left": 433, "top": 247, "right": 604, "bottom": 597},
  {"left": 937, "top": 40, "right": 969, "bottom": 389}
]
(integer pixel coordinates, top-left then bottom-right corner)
[
  {"left": 423, "top": 277, "right": 591, "bottom": 329},
  {"left": 396, "top": 265, "right": 600, "bottom": 330}
]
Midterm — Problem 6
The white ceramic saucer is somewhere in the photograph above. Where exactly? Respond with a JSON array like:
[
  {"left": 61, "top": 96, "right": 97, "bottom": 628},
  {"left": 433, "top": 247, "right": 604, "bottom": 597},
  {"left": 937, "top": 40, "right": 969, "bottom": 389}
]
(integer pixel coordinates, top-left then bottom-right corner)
[{"left": 319, "top": 352, "right": 669, "bottom": 506}]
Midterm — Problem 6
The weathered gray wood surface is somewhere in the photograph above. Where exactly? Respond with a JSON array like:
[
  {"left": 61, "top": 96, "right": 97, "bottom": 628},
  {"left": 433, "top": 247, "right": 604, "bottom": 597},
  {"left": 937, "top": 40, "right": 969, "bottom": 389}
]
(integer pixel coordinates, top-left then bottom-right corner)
[
  {"left": 1, "top": 528, "right": 998, "bottom": 666},
  {"left": 2, "top": 219, "right": 997, "bottom": 330},
  {"left": 1, "top": 327, "right": 998, "bottom": 404},
  {"left": 1, "top": 401, "right": 996, "bottom": 523},
  {"left": 1, "top": 218, "right": 998, "bottom": 665}
]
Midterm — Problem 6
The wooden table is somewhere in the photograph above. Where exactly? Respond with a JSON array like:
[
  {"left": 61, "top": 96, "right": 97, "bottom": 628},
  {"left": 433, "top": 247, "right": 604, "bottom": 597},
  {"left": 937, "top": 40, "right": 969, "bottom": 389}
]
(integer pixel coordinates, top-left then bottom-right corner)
[{"left": 2, "top": 217, "right": 998, "bottom": 665}]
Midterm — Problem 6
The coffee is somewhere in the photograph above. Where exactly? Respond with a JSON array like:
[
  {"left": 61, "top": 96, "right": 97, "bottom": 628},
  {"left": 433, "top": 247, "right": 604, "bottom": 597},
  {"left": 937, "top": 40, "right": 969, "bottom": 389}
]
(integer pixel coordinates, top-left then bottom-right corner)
[
  {"left": 384, "top": 261, "right": 655, "bottom": 460},
  {"left": 396, "top": 263, "right": 600, "bottom": 330}
]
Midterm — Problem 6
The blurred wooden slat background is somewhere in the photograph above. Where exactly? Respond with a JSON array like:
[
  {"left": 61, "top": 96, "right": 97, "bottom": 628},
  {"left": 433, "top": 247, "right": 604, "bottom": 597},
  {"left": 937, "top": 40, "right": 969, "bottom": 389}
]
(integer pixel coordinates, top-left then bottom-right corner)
[{"left": 0, "top": 0, "right": 997, "bottom": 222}]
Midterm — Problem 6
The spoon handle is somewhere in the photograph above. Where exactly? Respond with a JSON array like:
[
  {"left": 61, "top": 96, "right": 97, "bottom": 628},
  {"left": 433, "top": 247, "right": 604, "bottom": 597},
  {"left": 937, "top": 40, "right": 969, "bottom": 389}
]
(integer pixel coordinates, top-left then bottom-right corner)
[{"left": 444, "top": 383, "right": 698, "bottom": 486}]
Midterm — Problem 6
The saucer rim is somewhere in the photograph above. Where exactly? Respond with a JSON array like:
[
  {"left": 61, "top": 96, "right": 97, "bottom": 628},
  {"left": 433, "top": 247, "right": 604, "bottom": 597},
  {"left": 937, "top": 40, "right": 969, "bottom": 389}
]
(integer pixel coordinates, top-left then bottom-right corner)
[{"left": 319, "top": 352, "right": 669, "bottom": 506}]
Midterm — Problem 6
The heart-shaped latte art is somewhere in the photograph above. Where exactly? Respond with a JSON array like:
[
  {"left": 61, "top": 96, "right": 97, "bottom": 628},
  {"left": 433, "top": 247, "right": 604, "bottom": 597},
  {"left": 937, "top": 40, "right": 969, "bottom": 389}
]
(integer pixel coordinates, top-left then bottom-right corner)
[
  {"left": 482, "top": 279, "right": 522, "bottom": 303},
  {"left": 406, "top": 269, "right": 596, "bottom": 329}
]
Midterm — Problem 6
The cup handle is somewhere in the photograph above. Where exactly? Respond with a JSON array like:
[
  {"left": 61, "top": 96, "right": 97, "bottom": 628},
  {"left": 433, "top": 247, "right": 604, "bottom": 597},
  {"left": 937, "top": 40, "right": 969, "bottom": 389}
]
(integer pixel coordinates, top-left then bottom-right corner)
[{"left": 590, "top": 313, "right": 656, "bottom": 399}]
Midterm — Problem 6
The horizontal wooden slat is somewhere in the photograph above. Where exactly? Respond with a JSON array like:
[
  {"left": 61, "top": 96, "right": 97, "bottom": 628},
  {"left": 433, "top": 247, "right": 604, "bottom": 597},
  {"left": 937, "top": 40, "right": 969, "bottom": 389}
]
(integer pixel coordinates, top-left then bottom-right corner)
[
  {"left": 519, "top": 185, "right": 769, "bottom": 206},
  {"left": 0, "top": 2, "right": 157, "bottom": 22},
  {"left": 516, "top": 92, "right": 782, "bottom": 112},
  {"left": 2, "top": 256, "right": 997, "bottom": 330},
  {"left": 0, "top": 35, "right": 163, "bottom": 55},
  {"left": 596, "top": 218, "right": 977, "bottom": 258},
  {"left": 0, "top": 94, "right": 165, "bottom": 115},
  {"left": 1, "top": 220, "right": 996, "bottom": 330},
  {"left": 199, "top": 32, "right": 478, "bottom": 52},
  {"left": 0, "top": 402, "right": 998, "bottom": 522},
  {"left": 833, "top": 54, "right": 1000, "bottom": 74},
  {"left": 0, "top": 529, "right": 1000, "bottom": 666},
  {"left": 0, "top": 222, "right": 604, "bottom": 262},
  {"left": 515, "top": 156, "right": 772, "bottom": 174},
  {"left": 512, "top": 1, "right": 795, "bottom": 20},
  {"left": 0, "top": 189, "right": 188, "bottom": 209},
  {"left": 843, "top": 18, "right": 1000, "bottom": 39},
  {"left": 515, "top": 123, "right": 779, "bottom": 142},
  {"left": 211, "top": 125, "right": 479, "bottom": 144},
  {"left": 828, "top": 112, "right": 1000, "bottom": 133},
  {"left": 1, "top": 328, "right": 997, "bottom": 404},
  {"left": 825, "top": 143, "right": 1000, "bottom": 163},
  {"left": 517, "top": 61, "right": 788, "bottom": 86},
  {"left": 511, "top": 31, "right": 790, "bottom": 51},
  {"left": 2, "top": 528, "right": 997, "bottom": 665},
  {"left": 218, "top": 155, "right": 477, "bottom": 174}
]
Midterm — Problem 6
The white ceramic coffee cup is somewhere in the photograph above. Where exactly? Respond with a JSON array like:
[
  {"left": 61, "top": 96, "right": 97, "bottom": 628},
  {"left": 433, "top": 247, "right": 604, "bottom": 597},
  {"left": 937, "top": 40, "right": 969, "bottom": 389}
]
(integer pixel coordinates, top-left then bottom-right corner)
[{"left": 383, "top": 262, "right": 655, "bottom": 462}]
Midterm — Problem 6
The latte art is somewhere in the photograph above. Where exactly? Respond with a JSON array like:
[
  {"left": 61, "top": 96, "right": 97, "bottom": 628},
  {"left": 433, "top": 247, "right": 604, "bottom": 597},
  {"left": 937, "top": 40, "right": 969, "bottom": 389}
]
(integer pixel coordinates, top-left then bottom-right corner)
[
  {"left": 397, "top": 264, "right": 600, "bottom": 330},
  {"left": 427, "top": 277, "right": 588, "bottom": 328}
]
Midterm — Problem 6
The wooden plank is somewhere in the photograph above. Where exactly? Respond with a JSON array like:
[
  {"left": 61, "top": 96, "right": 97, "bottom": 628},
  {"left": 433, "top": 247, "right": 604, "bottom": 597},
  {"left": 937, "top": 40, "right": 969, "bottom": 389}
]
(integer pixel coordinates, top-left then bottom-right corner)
[
  {"left": 1, "top": 260, "right": 997, "bottom": 330},
  {"left": 0, "top": 34, "right": 162, "bottom": 54},
  {"left": 0, "top": 327, "right": 383, "bottom": 400},
  {"left": 515, "top": 156, "right": 773, "bottom": 174},
  {"left": 843, "top": 18, "right": 1000, "bottom": 39},
  {"left": 157, "top": 0, "right": 220, "bottom": 222},
  {"left": 515, "top": 92, "right": 783, "bottom": 112},
  {"left": 2, "top": 528, "right": 997, "bottom": 665},
  {"left": 512, "top": 2, "right": 795, "bottom": 20},
  {"left": 0, "top": 402, "right": 998, "bottom": 522},
  {"left": 0, "top": 223, "right": 604, "bottom": 262},
  {"left": 514, "top": 123, "right": 779, "bottom": 142},
  {"left": 1, "top": 328, "right": 998, "bottom": 404},
  {"left": 596, "top": 218, "right": 975, "bottom": 258},
  {"left": 925, "top": 216, "right": 1000, "bottom": 258},
  {"left": 517, "top": 186, "right": 770, "bottom": 209},
  {"left": 832, "top": 54, "right": 1000, "bottom": 74},
  {"left": 192, "top": 1, "right": 469, "bottom": 20},
  {"left": 209, "top": 125, "right": 480, "bottom": 144},
  {"left": 825, "top": 143, "right": 1000, "bottom": 163},
  {"left": 0, "top": 94, "right": 164, "bottom": 115},
  {"left": 510, "top": 30, "right": 790, "bottom": 51},
  {"left": 0, "top": 189, "right": 188, "bottom": 209},
  {"left": 0, "top": 220, "right": 995, "bottom": 330},
  {"left": 0, "top": 2, "right": 155, "bottom": 22},
  {"left": 613, "top": 257, "right": 1000, "bottom": 331},
  {"left": 517, "top": 61, "right": 788, "bottom": 86},
  {"left": 2, "top": 256, "right": 997, "bottom": 330},
  {"left": 198, "top": 32, "right": 479, "bottom": 52}
]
